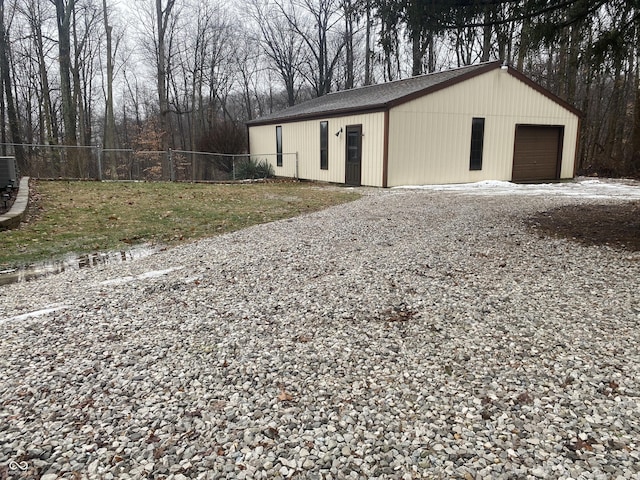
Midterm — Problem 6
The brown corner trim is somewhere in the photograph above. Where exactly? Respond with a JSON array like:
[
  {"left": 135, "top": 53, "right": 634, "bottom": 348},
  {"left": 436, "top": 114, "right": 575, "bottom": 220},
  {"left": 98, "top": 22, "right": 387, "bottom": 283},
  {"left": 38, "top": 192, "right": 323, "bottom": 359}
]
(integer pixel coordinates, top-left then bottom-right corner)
[
  {"left": 556, "top": 126, "right": 565, "bottom": 180},
  {"left": 246, "top": 124, "right": 251, "bottom": 157},
  {"left": 382, "top": 110, "right": 389, "bottom": 188}
]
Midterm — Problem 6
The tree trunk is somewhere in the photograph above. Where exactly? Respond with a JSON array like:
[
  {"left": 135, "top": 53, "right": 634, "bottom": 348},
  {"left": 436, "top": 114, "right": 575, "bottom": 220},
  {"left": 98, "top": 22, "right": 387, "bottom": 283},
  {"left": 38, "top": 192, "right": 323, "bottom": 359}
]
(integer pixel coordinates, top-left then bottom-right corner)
[
  {"left": 317, "top": 12, "right": 326, "bottom": 95},
  {"left": 632, "top": 17, "right": 640, "bottom": 173},
  {"left": 517, "top": 16, "right": 531, "bottom": 71},
  {"left": 27, "top": 0, "right": 58, "bottom": 169},
  {"left": 481, "top": 8, "right": 491, "bottom": 62},
  {"left": 156, "top": 0, "right": 174, "bottom": 155},
  {"left": 364, "top": 0, "right": 372, "bottom": 85},
  {"left": 0, "top": 55, "right": 5, "bottom": 157},
  {"left": 344, "top": 0, "right": 354, "bottom": 89},
  {"left": 103, "top": 0, "right": 118, "bottom": 178},
  {"left": 632, "top": 64, "right": 640, "bottom": 173},
  {"left": 409, "top": 0, "right": 425, "bottom": 76},
  {"left": 557, "top": 25, "right": 569, "bottom": 99},
  {"left": 411, "top": 30, "right": 422, "bottom": 76},
  {"left": 72, "top": 7, "right": 86, "bottom": 176},
  {"left": 0, "top": 0, "right": 25, "bottom": 167},
  {"left": 566, "top": 21, "right": 581, "bottom": 106},
  {"left": 33, "top": 18, "right": 57, "bottom": 145},
  {"left": 602, "top": 61, "right": 624, "bottom": 172},
  {"left": 426, "top": 32, "right": 435, "bottom": 73},
  {"left": 54, "top": 0, "right": 77, "bottom": 148},
  {"left": 577, "top": 57, "right": 595, "bottom": 172}
]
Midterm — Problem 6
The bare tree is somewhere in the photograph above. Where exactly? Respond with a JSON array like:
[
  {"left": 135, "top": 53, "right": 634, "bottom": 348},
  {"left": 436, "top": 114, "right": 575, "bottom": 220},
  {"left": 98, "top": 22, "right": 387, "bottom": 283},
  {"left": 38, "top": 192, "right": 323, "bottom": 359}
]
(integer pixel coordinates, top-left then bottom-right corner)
[
  {"left": 129, "top": 0, "right": 180, "bottom": 179},
  {"left": 155, "top": 0, "right": 176, "bottom": 151},
  {"left": 633, "top": 55, "right": 640, "bottom": 172},
  {"left": 375, "top": 0, "right": 401, "bottom": 81},
  {"left": 342, "top": 0, "right": 357, "bottom": 88},
  {"left": 250, "top": 0, "right": 305, "bottom": 106},
  {"left": 0, "top": 0, "right": 25, "bottom": 164},
  {"left": 52, "top": 0, "right": 77, "bottom": 148},
  {"left": 275, "top": 0, "right": 346, "bottom": 97},
  {"left": 232, "top": 34, "right": 262, "bottom": 121},
  {"left": 72, "top": 1, "right": 101, "bottom": 148},
  {"left": 19, "top": 0, "right": 59, "bottom": 146},
  {"left": 363, "top": 0, "right": 373, "bottom": 85},
  {"left": 0, "top": 0, "right": 636, "bottom": 181},
  {"left": 102, "top": 0, "right": 117, "bottom": 156}
]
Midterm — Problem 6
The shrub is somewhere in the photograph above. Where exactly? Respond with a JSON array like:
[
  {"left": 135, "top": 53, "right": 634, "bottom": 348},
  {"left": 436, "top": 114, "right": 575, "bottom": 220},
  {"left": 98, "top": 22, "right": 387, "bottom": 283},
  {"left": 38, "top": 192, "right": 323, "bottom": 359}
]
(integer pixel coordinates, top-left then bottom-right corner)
[{"left": 236, "top": 158, "right": 275, "bottom": 180}]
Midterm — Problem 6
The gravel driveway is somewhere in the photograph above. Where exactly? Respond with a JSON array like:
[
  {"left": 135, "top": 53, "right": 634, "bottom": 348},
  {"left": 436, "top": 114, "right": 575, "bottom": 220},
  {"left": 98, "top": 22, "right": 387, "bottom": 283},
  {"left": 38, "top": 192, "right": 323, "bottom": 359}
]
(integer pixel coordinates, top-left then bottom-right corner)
[{"left": 1, "top": 186, "right": 639, "bottom": 479}]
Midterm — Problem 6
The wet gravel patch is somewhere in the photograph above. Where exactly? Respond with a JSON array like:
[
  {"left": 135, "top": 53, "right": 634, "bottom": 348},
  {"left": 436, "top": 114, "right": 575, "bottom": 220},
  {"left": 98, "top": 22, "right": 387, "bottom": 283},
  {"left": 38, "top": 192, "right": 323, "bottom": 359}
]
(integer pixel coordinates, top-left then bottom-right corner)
[
  {"left": 1, "top": 189, "right": 639, "bottom": 479},
  {"left": 527, "top": 201, "right": 640, "bottom": 252}
]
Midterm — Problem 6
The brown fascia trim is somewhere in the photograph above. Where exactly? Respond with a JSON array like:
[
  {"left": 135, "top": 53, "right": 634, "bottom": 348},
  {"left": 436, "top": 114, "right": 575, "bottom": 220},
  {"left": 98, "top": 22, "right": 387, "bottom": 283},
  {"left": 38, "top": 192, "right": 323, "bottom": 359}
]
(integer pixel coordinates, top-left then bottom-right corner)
[
  {"left": 386, "top": 61, "right": 503, "bottom": 108},
  {"left": 382, "top": 110, "right": 389, "bottom": 188},
  {"left": 246, "top": 105, "right": 388, "bottom": 127},
  {"left": 247, "top": 62, "right": 503, "bottom": 127},
  {"left": 246, "top": 61, "right": 581, "bottom": 128},
  {"left": 386, "top": 62, "right": 583, "bottom": 118},
  {"left": 506, "top": 68, "right": 583, "bottom": 117}
]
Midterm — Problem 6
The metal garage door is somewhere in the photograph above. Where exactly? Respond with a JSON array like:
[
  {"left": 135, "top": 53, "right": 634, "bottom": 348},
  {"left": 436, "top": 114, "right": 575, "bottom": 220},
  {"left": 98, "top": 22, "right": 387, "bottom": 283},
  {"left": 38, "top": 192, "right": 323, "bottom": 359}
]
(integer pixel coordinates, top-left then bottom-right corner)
[{"left": 512, "top": 125, "right": 563, "bottom": 182}]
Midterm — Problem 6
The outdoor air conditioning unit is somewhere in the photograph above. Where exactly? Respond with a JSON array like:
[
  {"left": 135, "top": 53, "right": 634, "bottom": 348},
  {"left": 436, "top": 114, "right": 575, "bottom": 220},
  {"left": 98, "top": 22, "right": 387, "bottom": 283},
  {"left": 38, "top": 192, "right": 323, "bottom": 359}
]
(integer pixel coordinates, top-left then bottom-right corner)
[{"left": 0, "top": 156, "right": 18, "bottom": 187}]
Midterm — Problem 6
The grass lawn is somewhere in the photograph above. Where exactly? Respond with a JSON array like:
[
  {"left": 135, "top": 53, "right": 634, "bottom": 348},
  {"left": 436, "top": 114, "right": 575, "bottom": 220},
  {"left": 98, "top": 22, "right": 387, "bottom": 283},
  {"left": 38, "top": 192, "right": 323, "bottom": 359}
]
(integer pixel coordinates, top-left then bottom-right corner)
[{"left": 0, "top": 180, "right": 361, "bottom": 268}]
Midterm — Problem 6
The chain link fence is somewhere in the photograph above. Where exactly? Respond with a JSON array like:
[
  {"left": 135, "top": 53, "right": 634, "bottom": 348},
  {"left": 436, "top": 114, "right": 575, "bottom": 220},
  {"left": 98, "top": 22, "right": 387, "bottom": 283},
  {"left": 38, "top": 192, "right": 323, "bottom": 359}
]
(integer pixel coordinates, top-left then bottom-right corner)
[
  {"left": 9, "top": 144, "right": 100, "bottom": 179},
  {"left": 1, "top": 143, "right": 298, "bottom": 182}
]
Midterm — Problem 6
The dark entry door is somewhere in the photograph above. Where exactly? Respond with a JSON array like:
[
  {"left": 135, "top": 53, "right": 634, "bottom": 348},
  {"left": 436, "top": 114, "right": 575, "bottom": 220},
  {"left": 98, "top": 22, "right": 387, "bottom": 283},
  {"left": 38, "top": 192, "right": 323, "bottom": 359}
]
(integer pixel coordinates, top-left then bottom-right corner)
[
  {"left": 512, "top": 125, "right": 563, "bottom": 181},
  {"left": 345, "top": 125, "right": 362, "bottom": 186}
]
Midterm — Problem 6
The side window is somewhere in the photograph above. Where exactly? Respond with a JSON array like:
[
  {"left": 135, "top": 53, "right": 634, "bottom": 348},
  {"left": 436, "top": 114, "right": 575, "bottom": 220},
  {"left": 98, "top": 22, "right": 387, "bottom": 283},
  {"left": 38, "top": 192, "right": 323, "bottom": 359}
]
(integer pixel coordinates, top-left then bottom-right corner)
[
  {"left": 469, "top": 117, "right": 485, "bottom": 171},
  {"left": 276, "top": 126, "right": 283, "bottom": 167},
  {"left": 320, "top": 121, "right": 328, "bottom": 170}
]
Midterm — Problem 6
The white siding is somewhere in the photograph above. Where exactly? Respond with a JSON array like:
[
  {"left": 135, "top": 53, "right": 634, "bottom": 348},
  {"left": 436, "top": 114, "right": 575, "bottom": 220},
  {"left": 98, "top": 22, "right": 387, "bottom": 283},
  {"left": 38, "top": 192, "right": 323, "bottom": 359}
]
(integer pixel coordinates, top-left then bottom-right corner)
[
  {"left": 249, "top": 112, "right": 386, "bottom": 187},
  {"left": 387, "top": 68, "right": 579, "bottom": 186}
]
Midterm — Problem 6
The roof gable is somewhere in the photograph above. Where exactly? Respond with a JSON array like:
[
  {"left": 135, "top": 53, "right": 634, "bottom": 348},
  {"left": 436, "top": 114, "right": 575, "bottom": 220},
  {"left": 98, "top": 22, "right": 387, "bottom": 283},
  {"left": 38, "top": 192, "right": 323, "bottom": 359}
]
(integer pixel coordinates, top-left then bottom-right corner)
[{"left": 247, "top": 61, "right": 580, "bottom": 126}]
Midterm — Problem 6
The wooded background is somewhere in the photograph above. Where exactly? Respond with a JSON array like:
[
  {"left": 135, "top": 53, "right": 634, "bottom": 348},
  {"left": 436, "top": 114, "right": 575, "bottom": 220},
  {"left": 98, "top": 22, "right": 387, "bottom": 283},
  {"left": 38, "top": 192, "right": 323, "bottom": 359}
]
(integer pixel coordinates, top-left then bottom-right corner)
[{"left": 0, "top": 0, "right": 638, "bottom": 179}]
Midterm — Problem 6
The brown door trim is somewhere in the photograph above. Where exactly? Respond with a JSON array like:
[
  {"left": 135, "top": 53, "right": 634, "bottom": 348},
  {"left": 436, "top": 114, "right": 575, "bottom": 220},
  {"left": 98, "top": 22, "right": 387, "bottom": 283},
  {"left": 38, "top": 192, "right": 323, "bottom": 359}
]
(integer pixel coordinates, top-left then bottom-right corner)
[{"left": 345, "top": 124, "right": 362, "bottom": 186}]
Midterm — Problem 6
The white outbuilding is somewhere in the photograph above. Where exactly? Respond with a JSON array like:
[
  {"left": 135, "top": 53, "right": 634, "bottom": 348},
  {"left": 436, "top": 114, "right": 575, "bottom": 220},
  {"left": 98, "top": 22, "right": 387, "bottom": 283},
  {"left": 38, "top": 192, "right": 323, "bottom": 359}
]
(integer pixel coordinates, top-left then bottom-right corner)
[{"left": 247, "top": 61, "right": 581, "bottom": 187}]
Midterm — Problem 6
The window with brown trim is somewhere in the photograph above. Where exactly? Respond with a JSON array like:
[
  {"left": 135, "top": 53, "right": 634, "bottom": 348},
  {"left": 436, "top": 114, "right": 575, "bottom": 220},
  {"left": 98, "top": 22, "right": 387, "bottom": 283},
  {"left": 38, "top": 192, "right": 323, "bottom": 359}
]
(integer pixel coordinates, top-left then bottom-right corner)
[
  {"left": 276, "top": 126, "right": 283, "bottom": 167},
  {"left": 320, "top": 121, "right": 328, "bottom": 170},
  {"left": 469, "top": 117, "right": 484, "bottom": 171}
]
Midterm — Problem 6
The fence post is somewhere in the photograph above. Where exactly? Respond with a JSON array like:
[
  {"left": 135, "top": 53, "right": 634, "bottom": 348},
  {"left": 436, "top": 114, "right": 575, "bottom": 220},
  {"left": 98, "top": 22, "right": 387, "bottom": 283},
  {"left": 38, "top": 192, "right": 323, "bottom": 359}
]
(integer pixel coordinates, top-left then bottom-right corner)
[
  {"left": 168, "top": 149, "right": 174, "bottom": 182},
  {"left": 295, "top": 152, "right": 299, "bottom": 179},
  {"left": 233, "top": 156, "right": 236, "bottom": 181},
  {"left": 97, "top": 145, "right": 103, "bottom": 181}
]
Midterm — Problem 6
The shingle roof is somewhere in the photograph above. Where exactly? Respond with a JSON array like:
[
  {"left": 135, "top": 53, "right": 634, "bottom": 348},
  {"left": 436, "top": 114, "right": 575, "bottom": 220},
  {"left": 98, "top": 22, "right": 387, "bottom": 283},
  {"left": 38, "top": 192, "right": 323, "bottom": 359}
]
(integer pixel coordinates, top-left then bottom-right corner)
[{"left": 247, "top": 61, "right": 502, "bottom": 125}]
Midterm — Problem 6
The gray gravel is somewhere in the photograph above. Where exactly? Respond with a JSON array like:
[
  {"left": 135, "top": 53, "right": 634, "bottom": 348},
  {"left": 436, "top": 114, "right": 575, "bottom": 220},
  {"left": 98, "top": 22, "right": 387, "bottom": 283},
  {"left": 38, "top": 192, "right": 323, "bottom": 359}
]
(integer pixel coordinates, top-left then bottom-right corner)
[{"left": 1, "top": 187, "right": 639, "bottom": 479}]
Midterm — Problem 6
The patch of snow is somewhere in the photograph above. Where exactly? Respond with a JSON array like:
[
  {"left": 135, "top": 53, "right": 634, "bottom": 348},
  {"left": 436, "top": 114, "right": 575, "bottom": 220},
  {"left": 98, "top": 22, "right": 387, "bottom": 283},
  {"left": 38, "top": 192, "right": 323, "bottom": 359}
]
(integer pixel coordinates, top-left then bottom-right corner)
[
  {"left": 395, "top": 178, "right": 640, "bottom": 200},
  {"left": 100, "top": 266, "right": 184, "bottom": 286},
  {"left": 1, "top": 304, "right": 70, "bottom": 324}
]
